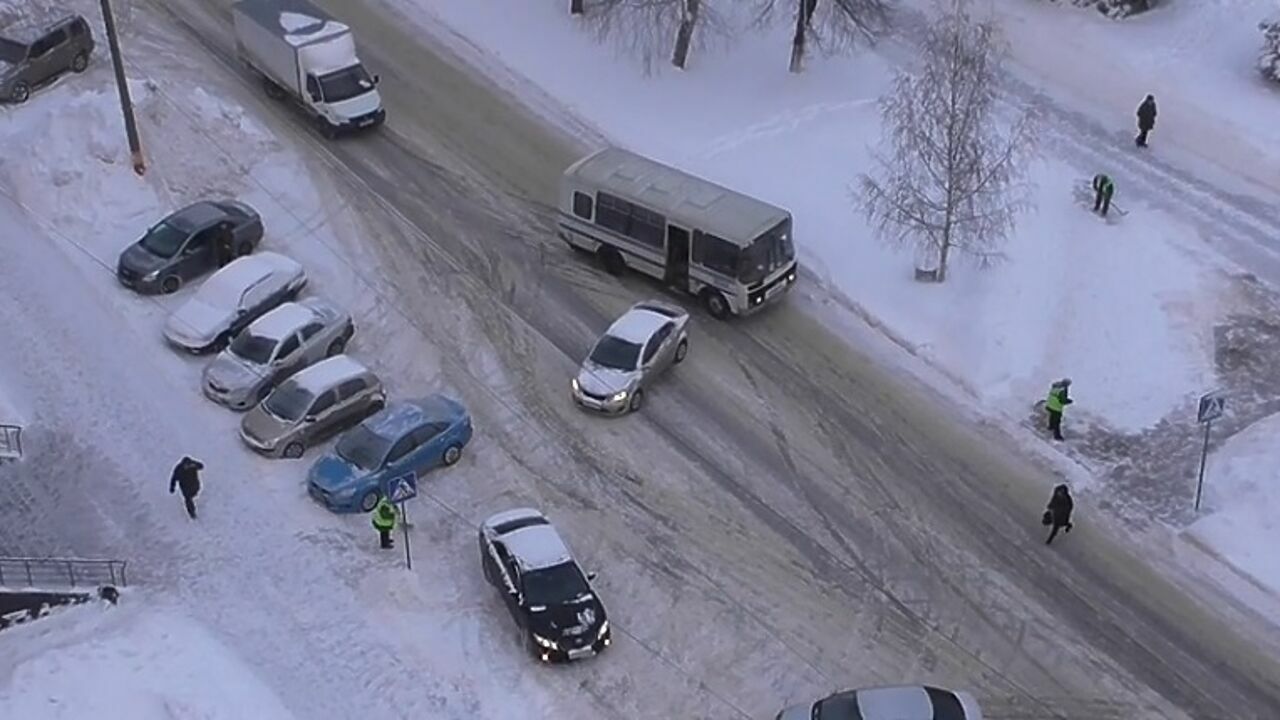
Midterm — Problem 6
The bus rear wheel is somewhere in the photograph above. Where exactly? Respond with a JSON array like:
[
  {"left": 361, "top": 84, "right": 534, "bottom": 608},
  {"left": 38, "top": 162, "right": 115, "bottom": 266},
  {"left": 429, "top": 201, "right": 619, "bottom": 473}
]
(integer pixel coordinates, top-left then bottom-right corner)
[
  {"left": 598, "top": 247, "right": 625, "bottom": 276},
  {"left": 702, "top": 289, "right": 731, "bottom": 320}
]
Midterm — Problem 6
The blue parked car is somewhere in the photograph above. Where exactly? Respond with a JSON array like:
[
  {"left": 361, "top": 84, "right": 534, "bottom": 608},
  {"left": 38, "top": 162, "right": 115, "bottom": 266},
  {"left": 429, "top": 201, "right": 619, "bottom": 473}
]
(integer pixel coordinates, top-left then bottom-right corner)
[{"left": 307, "top": 395, "right": 473, "bottom": 513}]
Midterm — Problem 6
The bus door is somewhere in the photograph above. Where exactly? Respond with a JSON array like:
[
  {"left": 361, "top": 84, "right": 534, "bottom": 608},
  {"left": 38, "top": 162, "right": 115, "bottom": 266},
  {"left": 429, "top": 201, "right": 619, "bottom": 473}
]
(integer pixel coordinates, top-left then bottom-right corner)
[{"left": 665, "top": 225, "right": 690, "bottom": 290}]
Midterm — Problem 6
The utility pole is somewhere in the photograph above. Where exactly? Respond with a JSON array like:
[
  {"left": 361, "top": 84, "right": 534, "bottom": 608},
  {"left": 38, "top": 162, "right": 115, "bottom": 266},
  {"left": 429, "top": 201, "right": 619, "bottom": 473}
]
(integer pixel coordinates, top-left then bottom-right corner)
[{"left": 100, "top": 0, "right": 146, "bottom": 176}]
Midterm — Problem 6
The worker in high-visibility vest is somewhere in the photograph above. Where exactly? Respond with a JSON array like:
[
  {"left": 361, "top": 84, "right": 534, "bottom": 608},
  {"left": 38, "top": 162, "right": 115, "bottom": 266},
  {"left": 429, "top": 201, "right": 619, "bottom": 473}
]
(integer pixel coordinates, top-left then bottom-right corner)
[
  {"left": 1045, "top": 378, "right": 1073, "bottom": 441},
  {"left": 371, "top": 496, "right": 398, "bottom": 549}
]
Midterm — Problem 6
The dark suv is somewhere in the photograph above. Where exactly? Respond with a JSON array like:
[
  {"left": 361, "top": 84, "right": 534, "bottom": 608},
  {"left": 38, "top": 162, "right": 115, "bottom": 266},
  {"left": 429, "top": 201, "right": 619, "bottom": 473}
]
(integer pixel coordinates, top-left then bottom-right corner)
[
  {"left": 478, "top": 508, "right": 611, "bottom": 663},
  {"left": 0, "top": 15, "right": 94, "bottom": 104}
]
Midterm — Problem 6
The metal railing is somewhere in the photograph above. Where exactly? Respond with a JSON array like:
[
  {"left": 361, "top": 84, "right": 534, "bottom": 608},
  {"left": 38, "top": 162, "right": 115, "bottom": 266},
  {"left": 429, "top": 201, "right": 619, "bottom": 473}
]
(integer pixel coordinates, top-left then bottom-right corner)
[
  {"left": 0, "top": 557, "right": 128, "bottom": 588},
  {"left": 0, "top": 424, "right": 20, "bottom": 460}
]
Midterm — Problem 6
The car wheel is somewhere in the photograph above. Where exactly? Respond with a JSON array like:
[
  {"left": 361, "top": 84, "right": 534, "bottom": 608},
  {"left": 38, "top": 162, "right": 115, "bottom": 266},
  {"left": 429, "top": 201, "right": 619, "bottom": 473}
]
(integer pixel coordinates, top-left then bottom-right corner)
[
  {"left": 628, "top": 389, "right": 644, "bottom": 413},
  {"left": 235, "top": 241, "right": 253, "bottom": 258},
  {"left": 443, "top": 443, "right": 462, "bottom": 466},
  {"left": 701, "top": 289, "right": 730, "bottom": 320},
  {"left": 326, "top": 337, "right": 346, "bottom": 357},
  {"left": 11, "top": 81, "right": 30, "bottom": 104},
  {"left": 71, "top": 52, "right": 89, "bottom": 73},
  {"left": 283, "top": 442, "right": 305, "bottom": 459},
  {"left": 160, "top": 275, "right": 181, "bottom": 294},
  {"left": 674, "top": 338, "right": 688, "bottom": 364},
  {"left": 598, "top": 247, "right": 625, "bottom": 276},
  {"left": 359, "top": 489, "right": 380, "bottom": 513}
]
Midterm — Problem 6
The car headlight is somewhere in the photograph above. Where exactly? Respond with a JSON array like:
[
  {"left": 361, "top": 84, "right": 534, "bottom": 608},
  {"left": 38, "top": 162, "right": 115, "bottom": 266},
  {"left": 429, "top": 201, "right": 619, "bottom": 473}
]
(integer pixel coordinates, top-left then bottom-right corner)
[
  {"left": 596, "top": 620, "right": 609, "bottom": 640},
  {"left": 532, "top": 633, "right": 558, "bottom": 650},
  {"left": 609, "top": 390, "right": 627, "bottom": 403},
  {"left": 142, "top": 269, "right": 160, "bottom": 281},
  {"left": 571, "top": 377, "right": 580, "bottom": 393}
]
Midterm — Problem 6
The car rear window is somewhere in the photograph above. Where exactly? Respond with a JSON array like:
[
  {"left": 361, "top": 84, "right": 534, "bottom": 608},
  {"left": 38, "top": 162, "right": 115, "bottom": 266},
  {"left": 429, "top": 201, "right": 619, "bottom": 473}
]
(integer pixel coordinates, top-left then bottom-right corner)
[{"left": 925, "top": 688, "right": 967, "bottom": 720}]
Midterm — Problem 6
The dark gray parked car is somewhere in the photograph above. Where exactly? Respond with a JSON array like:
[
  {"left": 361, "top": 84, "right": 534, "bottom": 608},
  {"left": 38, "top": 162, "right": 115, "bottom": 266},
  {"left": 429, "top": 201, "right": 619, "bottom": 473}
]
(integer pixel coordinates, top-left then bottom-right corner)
[
  {"left": 0, "top": 15, "right": 94, "bottom": 104},
  {"left": 117, "top": 200, "right": 264, "bottom": 295}
]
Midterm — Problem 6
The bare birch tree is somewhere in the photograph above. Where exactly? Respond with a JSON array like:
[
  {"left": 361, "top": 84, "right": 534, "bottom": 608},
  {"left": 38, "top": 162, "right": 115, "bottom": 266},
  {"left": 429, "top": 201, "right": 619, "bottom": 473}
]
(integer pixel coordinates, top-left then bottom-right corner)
[
  {"left": 858, "top": 1, "right": 1034, "bottom": 282},
  {"left": 580, "top": 0, "right": 723, "bottom": 71},
  {"left": 755, "top": 0, "right": 889, "bottom": 73}
]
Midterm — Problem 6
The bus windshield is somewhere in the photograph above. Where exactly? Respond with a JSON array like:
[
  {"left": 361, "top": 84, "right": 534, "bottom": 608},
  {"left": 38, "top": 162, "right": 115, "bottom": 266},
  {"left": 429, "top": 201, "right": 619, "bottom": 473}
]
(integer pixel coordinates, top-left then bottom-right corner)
[{"left": 739, "top": 219, "right": 795, "bottom": 285}]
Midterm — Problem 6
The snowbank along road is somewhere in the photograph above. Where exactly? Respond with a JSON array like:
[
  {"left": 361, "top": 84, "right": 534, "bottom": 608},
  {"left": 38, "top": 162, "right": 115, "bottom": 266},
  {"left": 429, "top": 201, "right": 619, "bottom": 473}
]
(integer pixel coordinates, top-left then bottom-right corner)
[{"left": 3, "top": 0, "right": 1278, "bottom": 717}]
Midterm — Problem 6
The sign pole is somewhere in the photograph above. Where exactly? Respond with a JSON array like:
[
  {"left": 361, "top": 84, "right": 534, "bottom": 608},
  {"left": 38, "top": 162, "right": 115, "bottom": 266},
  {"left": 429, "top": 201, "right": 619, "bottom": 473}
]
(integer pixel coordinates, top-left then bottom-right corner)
[
  {"left": 401, "top": 499, "right": 412, "bottom": 566},
  {"left": 1194, "top": 419, "right": 1211, "bottom": 512}
]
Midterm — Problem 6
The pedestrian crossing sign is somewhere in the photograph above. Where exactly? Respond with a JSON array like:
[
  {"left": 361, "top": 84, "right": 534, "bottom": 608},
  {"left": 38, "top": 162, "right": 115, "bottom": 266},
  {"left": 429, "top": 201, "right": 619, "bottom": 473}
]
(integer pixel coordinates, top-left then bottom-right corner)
[
  {"left": 386, "top": 473, "right": 418, "bottom": 503},
  {"left": 1197, "top": 392, "right": 1225, "bottom": 424}
]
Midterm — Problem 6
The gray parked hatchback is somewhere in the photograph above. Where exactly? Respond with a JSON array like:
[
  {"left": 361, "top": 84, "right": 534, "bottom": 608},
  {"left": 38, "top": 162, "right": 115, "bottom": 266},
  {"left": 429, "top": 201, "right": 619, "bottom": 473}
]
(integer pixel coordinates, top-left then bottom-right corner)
[{"left": 0, "top": 15, "right": 94, "bottom": 104}]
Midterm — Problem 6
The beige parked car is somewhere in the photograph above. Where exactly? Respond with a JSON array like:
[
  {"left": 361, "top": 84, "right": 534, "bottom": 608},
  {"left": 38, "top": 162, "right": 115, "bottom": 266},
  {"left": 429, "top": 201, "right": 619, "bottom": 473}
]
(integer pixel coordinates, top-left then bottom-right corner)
[{"left": 239, "top": 354, "right": 384, "bottom": 458}]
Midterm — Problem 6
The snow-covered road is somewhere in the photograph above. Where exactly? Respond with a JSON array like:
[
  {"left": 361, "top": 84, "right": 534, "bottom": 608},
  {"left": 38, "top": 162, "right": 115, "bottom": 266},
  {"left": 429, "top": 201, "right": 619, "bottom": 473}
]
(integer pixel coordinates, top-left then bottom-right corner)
[{"left": 1, "top": 0, "right": 1278, "bottom": 717}]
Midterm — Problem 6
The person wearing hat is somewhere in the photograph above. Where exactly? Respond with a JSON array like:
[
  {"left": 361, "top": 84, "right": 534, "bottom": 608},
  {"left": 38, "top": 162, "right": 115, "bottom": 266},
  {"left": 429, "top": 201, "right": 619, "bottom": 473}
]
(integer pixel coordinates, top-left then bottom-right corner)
[{"left": 1045, "top": 378, "right": 1073, "bottom": 441}]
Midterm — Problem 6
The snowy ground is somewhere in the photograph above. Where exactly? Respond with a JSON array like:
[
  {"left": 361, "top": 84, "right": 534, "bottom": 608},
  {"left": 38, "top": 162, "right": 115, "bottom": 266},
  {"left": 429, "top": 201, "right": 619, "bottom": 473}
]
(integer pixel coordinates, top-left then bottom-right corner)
[
  {"left": 393, "top": 0, "right": 1280, "bottom": 591},
  {"left": 0, "top": 597, "right": 297, "bottom": 720}
]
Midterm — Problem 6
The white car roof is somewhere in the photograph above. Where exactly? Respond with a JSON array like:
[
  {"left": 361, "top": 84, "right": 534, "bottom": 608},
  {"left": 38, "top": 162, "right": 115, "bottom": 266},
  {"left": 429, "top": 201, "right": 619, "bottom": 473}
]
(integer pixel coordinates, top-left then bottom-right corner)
[
  {"left": 606, "top": 307, "right": 669, "bottom": 346},
  {"left": 503, "top": 523, "right": 573, "bottom": 571},
  {"left": 247, "top": 302, "right": 316, "bottom": 341},
  {"left": 288, "top": 354, "right": 369, "bottom": 394},
  {"left": 198, "top": 252, "right": 302, "bottom": 307}
]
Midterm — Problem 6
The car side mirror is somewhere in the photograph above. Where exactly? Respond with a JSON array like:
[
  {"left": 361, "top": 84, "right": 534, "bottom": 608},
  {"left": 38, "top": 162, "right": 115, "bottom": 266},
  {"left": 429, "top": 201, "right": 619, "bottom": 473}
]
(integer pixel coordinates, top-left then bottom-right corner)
[
  {"left": 372, "top": 74, "right": 380, "bottom": 85},
  {"left": 304, "top": 415, "right": 317, "bottom": 423},
  {"left": 236, "top": 308, "right": 248, "bottom": 316},
  {"left": 587, "top": 572, "right": 597, "bottom": 581}
]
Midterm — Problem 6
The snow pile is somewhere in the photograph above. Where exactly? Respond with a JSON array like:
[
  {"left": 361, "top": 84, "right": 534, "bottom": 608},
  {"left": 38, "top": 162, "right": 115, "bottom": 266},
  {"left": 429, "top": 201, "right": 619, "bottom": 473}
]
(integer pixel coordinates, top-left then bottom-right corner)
[
  {"left": 0, "top": 599, "right": 297, "bottom": 720},
  {"left": 1187, "top": 412, "right": 1280, "bottom": 596},
  {"left": 1258, "top": 18, "right": 1280, "bottom": 82}
]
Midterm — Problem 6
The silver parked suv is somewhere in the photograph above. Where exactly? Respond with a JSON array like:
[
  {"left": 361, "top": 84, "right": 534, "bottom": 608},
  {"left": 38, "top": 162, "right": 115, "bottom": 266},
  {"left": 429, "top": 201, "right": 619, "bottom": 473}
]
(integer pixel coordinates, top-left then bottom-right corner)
[
  {"left": 239, "top": 354, "right": 385, "bottom": 459},
  {"left": 203, "top": 297, "right": 355, "bottom": 410},
  {"left": 0, "top": 15, "right": 94, "bottom": 104}
]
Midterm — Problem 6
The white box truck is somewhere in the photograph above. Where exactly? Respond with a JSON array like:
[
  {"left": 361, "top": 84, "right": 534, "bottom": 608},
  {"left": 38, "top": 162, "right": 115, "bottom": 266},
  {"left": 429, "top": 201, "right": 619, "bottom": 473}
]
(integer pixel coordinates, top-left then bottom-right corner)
[{"left": 232, "top": 0, "right": 384, "bottom": 137}]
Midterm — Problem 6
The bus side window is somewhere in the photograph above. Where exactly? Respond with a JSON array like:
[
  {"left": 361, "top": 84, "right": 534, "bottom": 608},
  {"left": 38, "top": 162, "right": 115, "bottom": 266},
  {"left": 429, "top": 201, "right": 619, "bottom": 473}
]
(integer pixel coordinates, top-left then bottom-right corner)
[{"left": 572, "top": 192, "right": 594, "bottom": 220}]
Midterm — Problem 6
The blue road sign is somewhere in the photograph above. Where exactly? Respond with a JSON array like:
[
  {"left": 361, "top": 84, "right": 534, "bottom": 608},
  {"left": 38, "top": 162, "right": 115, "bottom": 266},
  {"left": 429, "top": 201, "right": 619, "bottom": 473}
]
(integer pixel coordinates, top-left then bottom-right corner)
[
  {"left": 385, "top": 472, "right": 418, "bottom": 503},
  {"left": 1197, "top": 391, "right": 1225, "bottom": 424}
]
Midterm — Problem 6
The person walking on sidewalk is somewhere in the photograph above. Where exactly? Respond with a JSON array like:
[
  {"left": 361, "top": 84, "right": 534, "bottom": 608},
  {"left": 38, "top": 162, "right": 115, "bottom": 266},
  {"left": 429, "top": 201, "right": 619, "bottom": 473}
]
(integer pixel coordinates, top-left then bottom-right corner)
[
  {"left": 1135, "top": 94, "right": 1158, "bottom": 148},
  {"left": 372, "top": 496, "right": 398, "bottom": 550},
  {"left": 1045, "top": 378, "right": 1073, "bottom": 441},
  {"left": 168, "top": 456, "right": 204, "bottom": 519},
  {"left": 1044, "top": 484, "right": 1075, "bottom": 545}
]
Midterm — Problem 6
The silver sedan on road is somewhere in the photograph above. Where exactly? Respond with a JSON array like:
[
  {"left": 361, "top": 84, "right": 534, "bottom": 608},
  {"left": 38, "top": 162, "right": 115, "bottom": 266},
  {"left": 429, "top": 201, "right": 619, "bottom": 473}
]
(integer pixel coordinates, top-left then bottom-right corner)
[
  {"left": 202, "top": 297, "right": 355, "bottom": 410},
  {"left": 571, "top": 299, "right": 689, "bottom": 414}
]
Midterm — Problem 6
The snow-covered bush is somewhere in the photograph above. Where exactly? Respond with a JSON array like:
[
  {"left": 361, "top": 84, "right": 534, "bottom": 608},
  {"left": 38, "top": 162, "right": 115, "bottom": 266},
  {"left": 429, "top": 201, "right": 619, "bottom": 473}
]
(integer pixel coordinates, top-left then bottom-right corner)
[
  {"left": 1044, "top": 0, "right": 1160, "bottom": 19},
  {"left": 1259, "top": 20, "right": 1280, "bottom": 82}
]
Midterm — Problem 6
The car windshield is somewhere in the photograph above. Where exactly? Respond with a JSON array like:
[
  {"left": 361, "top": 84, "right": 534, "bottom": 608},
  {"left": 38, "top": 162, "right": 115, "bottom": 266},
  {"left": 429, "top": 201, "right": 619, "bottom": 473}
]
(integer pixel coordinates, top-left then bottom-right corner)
[
  {"left": 522, "top": 561, "right": 592, "bottom": 608},
  {"left": 588, "top": 336, "right": 641, "bottom": 371},
  {"left": 263, "top": 383, "right": 313, "bottom": 423},
  {"left": 335, "top": 425, "right": 392, "bottom": 471},
  {"left": 139, "top": 221, "right": 189, "bottom": 258},
  {"left": 318, "top": 65, "right": 375, "bottom": 103},
  {"left": 229, "top": 333, "right": 276, "bottom": 365},
  {"left": 739, "top": 218, "right": 795, "bottom": 285},
  {"left": 0, "top": 37, "right": 26, "bottom": 63}
]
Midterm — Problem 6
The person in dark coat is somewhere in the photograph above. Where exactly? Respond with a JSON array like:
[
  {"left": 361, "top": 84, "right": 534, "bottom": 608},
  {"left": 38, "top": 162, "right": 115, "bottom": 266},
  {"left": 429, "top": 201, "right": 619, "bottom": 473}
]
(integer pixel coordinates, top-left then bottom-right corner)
[
  {"left": 169, "top": 456, "right": 204, "bottom": 519},
  {"left": 1044, "top": 484, "right": 1074, "bottom": 545},
  {"left": 1092, "top": 174, "right": 1115, "bottom": 217},
  {"left": 1135, "top": 95, "right": 1157, "bottom": 148},
  {"left": 214, "top": 225, "right": 234, "bottom": 267}
]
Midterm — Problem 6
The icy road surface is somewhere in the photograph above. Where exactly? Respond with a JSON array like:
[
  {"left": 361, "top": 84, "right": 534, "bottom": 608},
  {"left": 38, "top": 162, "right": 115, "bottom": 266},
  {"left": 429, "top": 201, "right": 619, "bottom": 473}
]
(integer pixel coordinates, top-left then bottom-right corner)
[{"left": 0, "top": 0, "right": 1276, "bottom": 718}]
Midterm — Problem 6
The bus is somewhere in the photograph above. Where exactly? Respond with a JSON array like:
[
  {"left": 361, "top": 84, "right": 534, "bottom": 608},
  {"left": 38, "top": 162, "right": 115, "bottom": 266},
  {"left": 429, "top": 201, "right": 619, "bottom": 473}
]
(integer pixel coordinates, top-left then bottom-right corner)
[{"left": 557, "top": 147, "right": 798, "bottom": 319}]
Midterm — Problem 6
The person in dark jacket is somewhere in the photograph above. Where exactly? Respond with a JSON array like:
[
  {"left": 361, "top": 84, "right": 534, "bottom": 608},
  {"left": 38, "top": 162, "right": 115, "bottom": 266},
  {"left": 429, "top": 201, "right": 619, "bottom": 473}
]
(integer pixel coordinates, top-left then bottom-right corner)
[
  {"left": 1092, "top": 174, "right": 1115, "bottom": 217},
  {"left": 169, "top": 456, "right": 204, "bottom": 519},
  {"left": 1044, "top": 484, "right": 1074, "bottom": 544},
  {"left": 1135, "top": 95, "right": 1157, "bottom": 148}
]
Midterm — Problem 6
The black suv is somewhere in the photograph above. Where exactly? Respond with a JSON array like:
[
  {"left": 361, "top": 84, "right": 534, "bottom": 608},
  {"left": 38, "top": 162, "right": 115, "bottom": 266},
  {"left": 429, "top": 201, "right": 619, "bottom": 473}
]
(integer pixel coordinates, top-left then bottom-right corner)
[
  {"left": 0, "top": 15, "right": 94, "bottom": 104},
  {"left": 478, "top": 508, "right": 611, "bottom": 663}
]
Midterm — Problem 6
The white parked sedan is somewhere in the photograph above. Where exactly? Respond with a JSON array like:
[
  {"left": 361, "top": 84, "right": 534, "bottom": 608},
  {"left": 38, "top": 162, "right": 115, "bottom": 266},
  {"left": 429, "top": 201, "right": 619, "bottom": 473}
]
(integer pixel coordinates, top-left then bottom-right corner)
[{"left": 163, "top": 251, "right": 307, "bottom": 354}]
